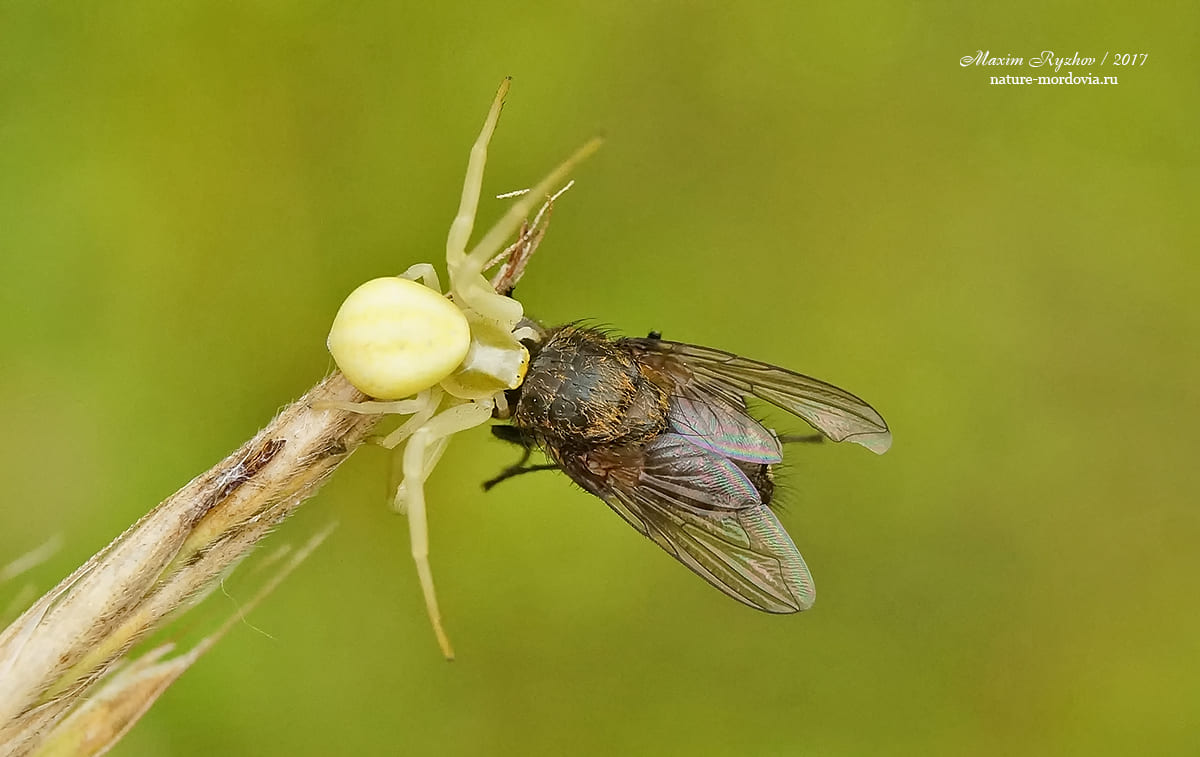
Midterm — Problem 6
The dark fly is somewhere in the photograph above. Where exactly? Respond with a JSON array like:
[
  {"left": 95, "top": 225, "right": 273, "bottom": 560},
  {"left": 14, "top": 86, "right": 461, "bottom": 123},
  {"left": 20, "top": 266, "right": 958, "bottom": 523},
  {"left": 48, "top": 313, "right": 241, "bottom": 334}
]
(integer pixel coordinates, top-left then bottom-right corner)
[{"left": 487, "top": 324, "right": 891, "bottom": 613}]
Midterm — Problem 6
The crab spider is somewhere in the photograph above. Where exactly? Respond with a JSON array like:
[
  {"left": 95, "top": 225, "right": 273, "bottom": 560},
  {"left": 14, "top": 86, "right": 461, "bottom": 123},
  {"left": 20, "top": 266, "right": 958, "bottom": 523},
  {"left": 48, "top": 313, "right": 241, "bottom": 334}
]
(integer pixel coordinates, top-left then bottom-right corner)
[{"left": 323, "top": 79, "right": 601, "bottom": 659}]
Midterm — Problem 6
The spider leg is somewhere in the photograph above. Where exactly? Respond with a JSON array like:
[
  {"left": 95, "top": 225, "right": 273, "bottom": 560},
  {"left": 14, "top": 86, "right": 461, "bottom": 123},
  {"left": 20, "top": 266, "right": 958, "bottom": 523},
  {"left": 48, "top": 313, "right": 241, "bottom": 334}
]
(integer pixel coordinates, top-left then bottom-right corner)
[
  {"left": 377, "top": 388, "right": 442, "bottom": 453},
  {"left": 462, "top": 140, "right": 602, "bottom": 279},
  {"left": 312, "top": 395, "right": 430, "bottom": 415},
  {"left": 400, "top": 263, "right": 442, "bottom": 292},
  {"left": 449, "top": 127, "right": 603, "bottom": 329},
  {"left": 397, "top": 399, "right": 494, "bottom": 660},
  {"left": 446, "top": 80, "right": 509, "bottom": 265}
]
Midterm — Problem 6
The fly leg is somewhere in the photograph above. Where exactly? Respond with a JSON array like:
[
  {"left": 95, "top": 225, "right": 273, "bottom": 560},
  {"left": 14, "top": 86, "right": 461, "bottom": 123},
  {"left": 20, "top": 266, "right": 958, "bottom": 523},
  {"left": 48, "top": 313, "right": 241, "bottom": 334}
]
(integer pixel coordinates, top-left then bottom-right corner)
[
  {"left": 482, "top": 426, "right": 558, "bottom": 490},
  {"left": 482, "top": 457, "right": 560, "bottom": 490},
  {"left": 778, "top": 433, "right": 825, "bottom": 445}
]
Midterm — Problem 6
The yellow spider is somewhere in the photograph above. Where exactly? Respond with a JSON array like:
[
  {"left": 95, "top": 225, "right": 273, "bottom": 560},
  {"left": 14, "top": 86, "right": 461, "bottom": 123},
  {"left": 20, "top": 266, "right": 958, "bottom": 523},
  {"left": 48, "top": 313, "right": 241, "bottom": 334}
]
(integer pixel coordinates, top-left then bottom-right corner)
[{"left": 323, "top": 79, "right": 600, "bottom": 658}]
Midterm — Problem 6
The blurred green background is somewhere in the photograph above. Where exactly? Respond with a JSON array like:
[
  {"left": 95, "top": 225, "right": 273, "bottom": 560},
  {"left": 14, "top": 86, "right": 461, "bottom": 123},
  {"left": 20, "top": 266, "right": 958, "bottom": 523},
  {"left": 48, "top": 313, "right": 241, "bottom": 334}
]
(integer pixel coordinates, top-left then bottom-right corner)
[{"left": 2, "top": 3, "right": 1197, "bottom": 755}]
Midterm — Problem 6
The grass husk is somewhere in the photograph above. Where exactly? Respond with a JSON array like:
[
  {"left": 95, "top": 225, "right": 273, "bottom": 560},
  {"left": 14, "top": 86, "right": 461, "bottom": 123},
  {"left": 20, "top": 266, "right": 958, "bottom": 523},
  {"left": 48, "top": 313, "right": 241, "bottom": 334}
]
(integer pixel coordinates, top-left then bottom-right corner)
[{"left": 0, "top": 373, "right": 379, "bottom": 755}]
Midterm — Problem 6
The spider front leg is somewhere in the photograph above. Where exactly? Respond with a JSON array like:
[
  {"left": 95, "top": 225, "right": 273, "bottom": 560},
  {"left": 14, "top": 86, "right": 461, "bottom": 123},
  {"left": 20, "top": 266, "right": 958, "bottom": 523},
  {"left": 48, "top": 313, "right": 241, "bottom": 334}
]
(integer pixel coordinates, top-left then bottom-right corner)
[
  {"left": 400, "top": 263, "right": 442, "bottom": 292},
  {"left": 445, "top": 81, "right": 508, "bottom": 268},
  {"left": 394, "top": 398, "right": 495, "bottom": 659}
]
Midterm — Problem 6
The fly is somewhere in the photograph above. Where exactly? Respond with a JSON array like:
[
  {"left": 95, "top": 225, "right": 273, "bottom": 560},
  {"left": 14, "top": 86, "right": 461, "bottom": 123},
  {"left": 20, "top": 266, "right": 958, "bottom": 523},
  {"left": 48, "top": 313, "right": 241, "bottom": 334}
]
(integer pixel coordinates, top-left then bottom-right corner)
[{"left": 485, "top": 323, "right": 890, "bottom": 613}]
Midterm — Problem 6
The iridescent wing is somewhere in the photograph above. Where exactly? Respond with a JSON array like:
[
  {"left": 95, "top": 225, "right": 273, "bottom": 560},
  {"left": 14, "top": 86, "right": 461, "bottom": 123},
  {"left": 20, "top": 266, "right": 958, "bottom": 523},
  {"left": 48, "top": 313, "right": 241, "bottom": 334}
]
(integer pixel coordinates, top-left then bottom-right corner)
[
  {"left": 638, "top": 433, "right": 762, "bottom": 511},
  {"left": 565, "top": 433, "right": 815, "bottom": 613},
  {"left": 625, "top": 338, "right": 892, "bottom": 454},
  {"left": 667, "top": 393, "right": 783, "bottom": 464}
]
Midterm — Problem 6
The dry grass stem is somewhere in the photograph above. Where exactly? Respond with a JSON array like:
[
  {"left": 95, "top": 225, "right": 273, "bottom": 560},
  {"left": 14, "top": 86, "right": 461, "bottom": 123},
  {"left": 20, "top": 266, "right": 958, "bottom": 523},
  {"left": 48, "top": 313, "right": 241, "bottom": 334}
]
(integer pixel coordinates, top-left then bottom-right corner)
[
  {"left": 0, "top": 373, "right": 379, "bottom": 755},
  {"left": 30, "top": 526, "right": 336, "bottom": 757}
]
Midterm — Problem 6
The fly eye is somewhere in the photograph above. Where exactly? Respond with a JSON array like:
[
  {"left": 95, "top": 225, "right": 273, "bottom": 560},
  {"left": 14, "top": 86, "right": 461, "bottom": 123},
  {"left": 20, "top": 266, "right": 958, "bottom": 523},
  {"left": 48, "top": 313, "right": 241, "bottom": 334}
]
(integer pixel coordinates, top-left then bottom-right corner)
[{"left": 327, "top": 276, "right": 471, "bottom": 400}]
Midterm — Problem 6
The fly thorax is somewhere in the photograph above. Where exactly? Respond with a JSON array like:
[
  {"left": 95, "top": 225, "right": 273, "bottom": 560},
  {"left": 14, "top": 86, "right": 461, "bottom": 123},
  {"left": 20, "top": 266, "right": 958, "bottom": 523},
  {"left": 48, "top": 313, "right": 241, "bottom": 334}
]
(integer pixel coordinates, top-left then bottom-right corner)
[{"left": 515, "top": 325, "right": 668, "bottom": 445}]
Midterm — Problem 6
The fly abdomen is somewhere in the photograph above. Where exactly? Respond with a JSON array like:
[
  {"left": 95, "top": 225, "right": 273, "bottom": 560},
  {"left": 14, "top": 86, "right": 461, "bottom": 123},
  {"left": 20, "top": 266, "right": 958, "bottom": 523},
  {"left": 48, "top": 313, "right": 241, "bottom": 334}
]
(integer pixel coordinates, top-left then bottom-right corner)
[{"left": 738, "top": 462, "right": 775, "bottom": 505}]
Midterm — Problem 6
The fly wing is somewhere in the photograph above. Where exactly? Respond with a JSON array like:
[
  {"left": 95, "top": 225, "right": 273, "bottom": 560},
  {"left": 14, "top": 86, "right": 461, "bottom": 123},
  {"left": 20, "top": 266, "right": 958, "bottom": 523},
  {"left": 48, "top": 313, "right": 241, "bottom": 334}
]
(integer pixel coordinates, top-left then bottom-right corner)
[
  {"left": 667, "top": 393, "right": 783, "bottom": 465},
  {"left": 610, "top": 485, "right": 815, "bottom": 613},
  {"left": 564, "top": 433, "right": 815, "bottom": 613},
  {"left": 626, "top": 338, "right": 892, "bottom": 454},
  {"left": 636, "top": 433, "right": 766, "bottom": 512}
]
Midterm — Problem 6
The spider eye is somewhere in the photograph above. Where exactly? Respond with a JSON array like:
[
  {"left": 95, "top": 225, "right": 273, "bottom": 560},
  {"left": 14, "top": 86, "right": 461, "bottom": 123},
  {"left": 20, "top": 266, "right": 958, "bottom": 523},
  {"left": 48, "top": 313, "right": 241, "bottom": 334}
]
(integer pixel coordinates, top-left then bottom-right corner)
[{"left": 327, "top": 276, "right": 471, "bottom": 400}]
